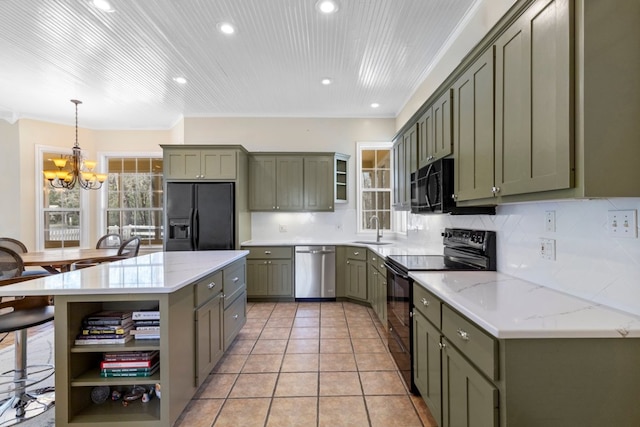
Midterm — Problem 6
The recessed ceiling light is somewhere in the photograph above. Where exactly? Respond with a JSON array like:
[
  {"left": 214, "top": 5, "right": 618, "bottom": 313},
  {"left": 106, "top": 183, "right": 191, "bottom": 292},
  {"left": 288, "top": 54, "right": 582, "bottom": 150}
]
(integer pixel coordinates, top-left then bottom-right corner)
[
  {"left": 173, "top": 77, "right": 187, "bottom": 85},
  {"left": 92, "top": 0, "right": 114, "bottom": 12},
  {"left": 321, "top": 78, "right": 332, "bottom": 85},
  {"left": 316, "top": 0, "right": 338, "bottom": 14},
  {"left": 218, "top": 22, "right": 236, "bottom": 35},
  {"left": 371, "top": 103, "right": 380, "bottom": 108}
]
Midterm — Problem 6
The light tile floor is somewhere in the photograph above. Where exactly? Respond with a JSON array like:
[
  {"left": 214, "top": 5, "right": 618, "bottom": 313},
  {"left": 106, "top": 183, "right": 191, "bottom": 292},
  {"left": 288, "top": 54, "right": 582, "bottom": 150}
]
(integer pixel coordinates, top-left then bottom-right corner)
[{"left": 175, "top": 301, "right": 439, "bottom": 427}]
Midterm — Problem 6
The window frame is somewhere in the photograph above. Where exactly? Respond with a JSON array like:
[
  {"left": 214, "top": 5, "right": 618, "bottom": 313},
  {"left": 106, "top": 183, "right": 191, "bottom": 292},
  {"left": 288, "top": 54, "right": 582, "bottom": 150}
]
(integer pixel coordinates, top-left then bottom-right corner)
[
  {"left": 355, "top": 141, "right": 393, "bottom": 234},
  {"left": 35, "top": 144, "right": 91, "bottom": 250},
  {"left": 98, "top": 151, "right": 164, "bottom": 247}
]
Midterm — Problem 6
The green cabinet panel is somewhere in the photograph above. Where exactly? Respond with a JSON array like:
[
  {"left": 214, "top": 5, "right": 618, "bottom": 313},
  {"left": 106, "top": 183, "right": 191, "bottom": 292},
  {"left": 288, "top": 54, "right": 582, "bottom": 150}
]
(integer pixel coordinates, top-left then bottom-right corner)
[
  {"left": 442, "top": 337, "right": 499, "bottom": 427},
  {"left": 164, "top": 148, "right": 237, "bottom": 180},
  {"left": 367, "top": 250, "right": 387, "bottom": 325},
  {"left": 195, "top": 292, "right": 223, "bottom": 386},
  {"left": 244, "top": 247, "right": 294, "bottom": 298},
  {"left": 453, "top": 47, "right": 496, "bottom": 202},
  {"left": 494, "top": 0, "right": 572, "bottom": 197},
  {"left": 304, "top": 156, "right": 334, "bottom": 211},
  {"left": 392, "top": 125, "right": 415, "bottom": 211},
  {"left": 345, "top": 252, "right": 367, "bottom": 301},
  {"left": 418, "top": 89, "right": 452, "bottom": 169},
  {"left": 413, "top": 309, "right": 442, "bottom": 427},
  {"left": 392, "top": 135, "right": 404, "bottom": 209},
  {"left": 277, "top": 157, "right": 304, "bottom": 210}
]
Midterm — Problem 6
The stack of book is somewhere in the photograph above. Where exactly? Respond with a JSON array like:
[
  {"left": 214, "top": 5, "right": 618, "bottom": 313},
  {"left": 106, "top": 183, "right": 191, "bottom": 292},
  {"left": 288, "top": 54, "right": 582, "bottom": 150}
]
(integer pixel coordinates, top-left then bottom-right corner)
[
  {"left": 129, "top": 310, "right": 160, "bottom": 340},
  {"left": 75, "top": 311, "right": 134, "bottom": 345},
  {"left": 100, "top": 350, "right": 160, "bottom": 377}
]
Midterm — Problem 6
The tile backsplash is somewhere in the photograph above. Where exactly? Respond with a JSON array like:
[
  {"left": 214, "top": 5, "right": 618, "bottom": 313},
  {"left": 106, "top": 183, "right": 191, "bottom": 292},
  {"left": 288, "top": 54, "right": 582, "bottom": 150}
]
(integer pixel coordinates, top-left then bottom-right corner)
[{"left": 251, "top": 198, "right": 640, "bottom": 316}]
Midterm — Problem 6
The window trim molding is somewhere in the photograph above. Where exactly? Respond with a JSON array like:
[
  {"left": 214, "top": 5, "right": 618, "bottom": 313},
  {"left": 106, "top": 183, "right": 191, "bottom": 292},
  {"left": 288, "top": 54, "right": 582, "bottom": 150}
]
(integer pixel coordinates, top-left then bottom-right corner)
[{"left": 355, "top": 141, "right": 393, "bottom": 234}]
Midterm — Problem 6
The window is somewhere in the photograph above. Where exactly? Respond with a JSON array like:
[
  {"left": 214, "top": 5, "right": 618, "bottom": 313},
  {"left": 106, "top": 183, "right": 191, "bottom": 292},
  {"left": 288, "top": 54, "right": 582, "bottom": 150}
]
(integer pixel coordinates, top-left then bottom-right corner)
[
  {"left": 104, "top": 156, "right": 163, "bottom": 246},
  {"left": 357, "top": 142, "right": 392, "bottom": 233},
  {"left": 42, "top": 151, "right": 82, "bottom": 248}
]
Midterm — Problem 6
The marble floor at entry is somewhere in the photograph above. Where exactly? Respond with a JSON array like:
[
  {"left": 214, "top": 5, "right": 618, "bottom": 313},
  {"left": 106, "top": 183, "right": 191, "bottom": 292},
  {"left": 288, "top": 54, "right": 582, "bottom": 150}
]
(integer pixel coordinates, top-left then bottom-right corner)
[{"left": 175, "top": 301, "right": 438, "bottom": 427}]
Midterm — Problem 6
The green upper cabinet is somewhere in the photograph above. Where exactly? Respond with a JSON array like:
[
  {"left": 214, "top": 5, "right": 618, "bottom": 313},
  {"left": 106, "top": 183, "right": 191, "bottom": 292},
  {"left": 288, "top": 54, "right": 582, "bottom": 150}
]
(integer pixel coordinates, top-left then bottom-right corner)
[
  {"left": 304, "top": 155, "right": 334, "bottom": 211},
  {"left": 453, "top": 47, "right": 496, "bottom": 202},
  {"left": 418, "top": 89, "right": 453, "bottom": 169},
  {"left": 249, "top": 153, "right": 342, "bottom": 212},
  {"left": 163, "top": 147, "right": 237, "bottom": 180},
  {"left": 249, "top": 155, "right": 303, "bottom": 211},
  {"left": 392, "top": 126, "right": 416, "bottom": 211},
  {"left": 494, "top": 0, "right": 572, "bottom": 197}
]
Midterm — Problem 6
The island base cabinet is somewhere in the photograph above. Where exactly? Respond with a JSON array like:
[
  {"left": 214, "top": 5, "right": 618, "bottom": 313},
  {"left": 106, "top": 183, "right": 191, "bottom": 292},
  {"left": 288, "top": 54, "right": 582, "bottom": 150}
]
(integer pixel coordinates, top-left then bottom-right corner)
[
  {"left": 195, "top": 293, "right": 224, "bottom": 387},
  {"left": 442, "top": 337, "right": 499, "bottom": 427},
  {"left": 223, "top": 291, "right": 247, "bottom": 350}
]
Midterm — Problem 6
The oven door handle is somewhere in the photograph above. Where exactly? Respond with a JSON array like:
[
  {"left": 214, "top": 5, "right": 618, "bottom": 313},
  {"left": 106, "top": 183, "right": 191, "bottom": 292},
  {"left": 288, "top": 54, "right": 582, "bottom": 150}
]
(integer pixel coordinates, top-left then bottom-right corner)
[{"left": 384, "top": 263, "right": 410, "bottom": 280}]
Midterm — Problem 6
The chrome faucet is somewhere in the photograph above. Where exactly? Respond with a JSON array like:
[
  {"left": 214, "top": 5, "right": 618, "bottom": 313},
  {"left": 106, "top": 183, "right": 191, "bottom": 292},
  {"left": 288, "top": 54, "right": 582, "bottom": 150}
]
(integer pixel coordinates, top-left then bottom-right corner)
[{"left": 369, "top": 215, "right": 382, "bottom": 243}]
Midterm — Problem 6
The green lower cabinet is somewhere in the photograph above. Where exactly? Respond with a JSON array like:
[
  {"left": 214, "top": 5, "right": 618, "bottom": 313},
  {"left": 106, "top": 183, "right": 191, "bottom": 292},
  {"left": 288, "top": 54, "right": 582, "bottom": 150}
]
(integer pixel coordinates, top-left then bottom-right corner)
[
  {"left": 442, "top": 337, "right": 499, "bottom": 427},
  {"left": 413, "top": 309, "right": 442, "bottom": 426},
  {"left": 345, "top": 259, "right": 367, "bottom": 301},
  {"left": 246, "top": 259, "right": 293, "bottom": 297},
  {"left": 195, "top": 293, "right": 223, "bottom": 386}
]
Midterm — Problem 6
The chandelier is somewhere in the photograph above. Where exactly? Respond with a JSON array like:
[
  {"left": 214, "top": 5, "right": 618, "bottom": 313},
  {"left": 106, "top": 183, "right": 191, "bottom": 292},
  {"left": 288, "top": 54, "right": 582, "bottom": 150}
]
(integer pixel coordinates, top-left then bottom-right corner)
[{"left": 43, "top": 99, "right": 107, "bottom": 190}]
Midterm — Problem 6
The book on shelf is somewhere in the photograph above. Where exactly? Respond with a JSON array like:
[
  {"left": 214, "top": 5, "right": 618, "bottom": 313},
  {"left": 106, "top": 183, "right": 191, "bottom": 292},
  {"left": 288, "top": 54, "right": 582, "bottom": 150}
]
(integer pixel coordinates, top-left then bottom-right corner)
[
  {"left": 133, "top": 319, "right": 160, "bottom": 327},
  {"left": 101, "top": 361, "right": 160, "bottom": 374},
  {"left": 130, "top": 328, "right": 160, "bottom": 336},
  {"left": 83, "top": 317, "right": 134, "bottom": 327},
  {"left": 80, "top": 324, "right": 133, "bottom": 335},
  {"left": 84, "top": 310, "right": 133, "bottom": 321},
  {"left": 74, "top": 335, "right": 133, "bottom": 345},
  {"left": 100, "top": 365, "right": 159, "bottom": 377},
  {"left": 133, "top": 334, "right": 160, "bottom": 340},
  {"left": 103, "top": 350, "right": 159, "bottom": 362},
  {"left": 131, "top": 310, "right": 160, "bottom": 320},
  {"left": 76, "top": 333, "right": 131, "bottom": 340},
  {"left": 133, "top": 325, "right": 160, "bottom": 331},
  {"left": 101, "top": 355, "right": 159, "bottom": 369}
]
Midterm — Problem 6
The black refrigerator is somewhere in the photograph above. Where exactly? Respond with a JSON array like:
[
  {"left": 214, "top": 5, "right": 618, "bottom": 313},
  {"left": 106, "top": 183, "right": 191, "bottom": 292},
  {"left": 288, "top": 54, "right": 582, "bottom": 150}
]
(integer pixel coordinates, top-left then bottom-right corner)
[{"left": 165, "top": 182, "right": 235, "bottom": 250}]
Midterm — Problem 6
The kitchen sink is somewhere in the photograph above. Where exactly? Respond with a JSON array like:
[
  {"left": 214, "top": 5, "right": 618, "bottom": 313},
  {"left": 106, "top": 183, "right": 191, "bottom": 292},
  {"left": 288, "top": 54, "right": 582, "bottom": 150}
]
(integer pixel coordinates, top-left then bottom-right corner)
[{"left": 352, "top": 241, "right": 393, "bottom": 245}]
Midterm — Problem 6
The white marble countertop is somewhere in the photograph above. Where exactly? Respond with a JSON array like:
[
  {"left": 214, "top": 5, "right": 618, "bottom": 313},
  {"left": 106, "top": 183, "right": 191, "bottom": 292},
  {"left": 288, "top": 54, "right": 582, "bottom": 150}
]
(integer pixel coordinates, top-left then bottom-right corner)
[
  {"left": 241, "top": 239, "right": 442, "bottom": 257},
  {"left": 410, "top": 271, "right": 640, "bottom": 339},
  {"left": 0, "top": 251, "right": 249, "bottom": 296}
]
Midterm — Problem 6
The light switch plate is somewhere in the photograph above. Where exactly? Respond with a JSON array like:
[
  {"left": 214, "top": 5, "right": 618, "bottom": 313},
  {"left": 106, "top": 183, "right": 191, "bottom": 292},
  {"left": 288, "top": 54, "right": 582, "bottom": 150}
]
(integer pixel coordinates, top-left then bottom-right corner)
[
  {"left": 607, "top": 210, "right": 637, "bottom": 238},
  {"left": 545, "top": 211, "right": 556, "bottom": 232},
  {"left": 539, "top": 238, "right": 556, "bottom": 260}
]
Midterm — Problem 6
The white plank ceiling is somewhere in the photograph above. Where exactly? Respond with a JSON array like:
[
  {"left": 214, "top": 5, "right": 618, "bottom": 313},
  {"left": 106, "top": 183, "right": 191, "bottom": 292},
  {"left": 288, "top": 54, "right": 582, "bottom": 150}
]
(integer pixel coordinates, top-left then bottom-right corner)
[{"left": 0, "top": 0, "right": 477, "bottom": 129}]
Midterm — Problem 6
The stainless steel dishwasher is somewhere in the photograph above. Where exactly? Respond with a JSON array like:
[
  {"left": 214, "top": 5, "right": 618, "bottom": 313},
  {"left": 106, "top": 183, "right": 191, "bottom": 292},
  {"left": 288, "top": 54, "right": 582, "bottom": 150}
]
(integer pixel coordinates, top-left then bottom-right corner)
[{"left": 294, "top": 246, "right": 336, "bottom": 299}]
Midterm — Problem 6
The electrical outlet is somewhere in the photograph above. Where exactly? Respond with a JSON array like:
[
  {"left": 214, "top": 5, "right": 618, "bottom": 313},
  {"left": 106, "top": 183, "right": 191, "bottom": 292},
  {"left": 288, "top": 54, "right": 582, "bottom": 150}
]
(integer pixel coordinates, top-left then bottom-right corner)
[
  {"left": 336, "top": 224, "right": 343, "bottom": 231},
  {"left": 545, "top": 211, "right": 556, "bottom": 232},
  {"left": 539, "top": 238, "right": 556, "bottom": 260},
  {"left": 279, "top": 224, "right": 287, "bottom": 233},
  {"left": 608, "top": 210, "right": 638, "bottom": 238}
]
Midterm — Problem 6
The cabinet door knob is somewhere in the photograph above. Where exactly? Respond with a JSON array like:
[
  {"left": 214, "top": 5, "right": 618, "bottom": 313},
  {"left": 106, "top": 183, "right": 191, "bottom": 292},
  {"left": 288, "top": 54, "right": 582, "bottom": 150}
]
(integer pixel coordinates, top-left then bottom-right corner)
[
  {"left": 452, "top": 194, "right": 458, "bottom": 201},
  {"left": 268, "top": 261, "right": 272, "bottom": 264},
  {"left": 457, "top": 328, "right": 470, "bottom": 341},
  {"left": 233, "top": 277, "right": 239, "bottom": 282},
  {"left": 491, "top": 186, "right": 501, "bottom": 195},
  {"left": 353, "top": 252, "right": 359, "bottom": 256},
  {"left": 233, "top": 314, "right": 239, "bottom": 320},
  {"left": 439, "top": 342, "right": 447, "bottom": 350},
  {"left": 421, "top": 297, "right": 429, "bottom": 307},
  {"left": 346, "top": 260, "right": 350, "bottom": 264},
  {"left": 208, "top": 282, "right": 216, "bottom": 289},
  {"left": 264, "top": 261, "right": 268, "bottom": 264}
]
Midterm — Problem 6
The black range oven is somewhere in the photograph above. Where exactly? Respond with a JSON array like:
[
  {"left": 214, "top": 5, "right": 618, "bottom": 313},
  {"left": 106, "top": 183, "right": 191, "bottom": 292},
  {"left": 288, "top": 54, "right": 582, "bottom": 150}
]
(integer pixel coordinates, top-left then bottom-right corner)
[{"left": 384, "top": 228, "right": 496, "bottom": 393}]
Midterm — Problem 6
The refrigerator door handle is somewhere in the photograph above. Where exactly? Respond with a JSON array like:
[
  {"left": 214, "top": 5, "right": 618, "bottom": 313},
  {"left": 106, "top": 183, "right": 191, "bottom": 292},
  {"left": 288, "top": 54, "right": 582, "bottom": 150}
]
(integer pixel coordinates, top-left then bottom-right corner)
[
  {"left": 188, "top": 208, "right": 196, "bottom": 250},
  {"left": 193, "top": 209, "right": 200, "bottom": 249}
]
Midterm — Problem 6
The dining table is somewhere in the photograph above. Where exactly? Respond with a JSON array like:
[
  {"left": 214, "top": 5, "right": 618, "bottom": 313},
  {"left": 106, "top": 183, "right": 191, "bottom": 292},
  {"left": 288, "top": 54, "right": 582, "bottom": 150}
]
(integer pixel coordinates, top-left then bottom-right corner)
[{"left": 21, "top": 248, "right": 121, "bottom": 273}]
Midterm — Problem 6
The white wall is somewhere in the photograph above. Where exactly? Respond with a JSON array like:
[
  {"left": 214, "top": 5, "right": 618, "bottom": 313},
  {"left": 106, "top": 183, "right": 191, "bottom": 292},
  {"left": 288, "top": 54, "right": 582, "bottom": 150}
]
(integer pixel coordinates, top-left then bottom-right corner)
[
  {"left": 403, "top": 198, "right": 640, "bottom": 316},
  {"left": 0, "top": 120, "right": 21, "bottom": 239}
]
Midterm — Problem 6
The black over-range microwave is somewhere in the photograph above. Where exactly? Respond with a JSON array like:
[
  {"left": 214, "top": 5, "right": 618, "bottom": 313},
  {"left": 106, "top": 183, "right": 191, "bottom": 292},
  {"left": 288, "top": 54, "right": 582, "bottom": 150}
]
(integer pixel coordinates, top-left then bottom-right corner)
[{"left": 410, "top": 158, "right": 495, "bottom": 215}]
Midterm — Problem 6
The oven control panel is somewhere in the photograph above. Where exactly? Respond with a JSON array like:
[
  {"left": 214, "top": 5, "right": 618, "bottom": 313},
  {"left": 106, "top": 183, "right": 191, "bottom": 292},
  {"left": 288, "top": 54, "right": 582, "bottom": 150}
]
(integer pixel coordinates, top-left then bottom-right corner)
[{"left": 441, "top": 228, "right": 495, "bottom": 251}]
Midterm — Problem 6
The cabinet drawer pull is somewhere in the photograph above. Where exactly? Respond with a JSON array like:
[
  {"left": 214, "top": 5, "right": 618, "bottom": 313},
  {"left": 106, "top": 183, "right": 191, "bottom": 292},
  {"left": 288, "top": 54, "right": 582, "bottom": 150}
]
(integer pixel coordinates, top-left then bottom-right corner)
[
  {"left": 233, "top": 277, "right": 239, "bottom": 282},
  {"left": 233, "top": 314, "right": 239, "bottom": 320},
  {"left": 208, "top": 282, "right": 216, "bottom": 289},
  {"left": 264, "top": 250, "right": 271, "bottom": 255},
  {"left": 439, "top": 342, "right": 446, "bottom": 350},
  {"left": 346, "top": 260, "right": 350, "bottom": 264},
  {"left": 457, "top": 328, "right": 470, "bottom": 341},
  {"left": 421, "top": 297, "right": 429, "bottom": 307},
  {"left": 353, "top": 251, "right": 359, "bottom": 256}
]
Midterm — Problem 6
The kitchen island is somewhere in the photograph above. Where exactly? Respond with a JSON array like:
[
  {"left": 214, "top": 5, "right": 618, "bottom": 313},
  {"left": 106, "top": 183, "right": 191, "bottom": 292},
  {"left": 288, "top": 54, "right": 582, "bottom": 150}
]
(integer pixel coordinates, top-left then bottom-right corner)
[{"left": 0, "top": 251, "right": 248, "bottom": 427}]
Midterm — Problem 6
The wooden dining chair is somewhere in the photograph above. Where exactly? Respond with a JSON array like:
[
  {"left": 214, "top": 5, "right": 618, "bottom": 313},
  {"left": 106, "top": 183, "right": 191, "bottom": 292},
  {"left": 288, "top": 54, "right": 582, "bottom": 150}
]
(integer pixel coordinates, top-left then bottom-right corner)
[
  {"left": 118, "top": 236, "right": 141, "bottom": 258},
  {"left": 95, "top": 234, "right": 122, "bottom": 249},
  {"left": 0, "top": 247, "right": 24, "bottom": 280},
  {"left": 0, "top": 274, "right": 55, "bottom": 423}
]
